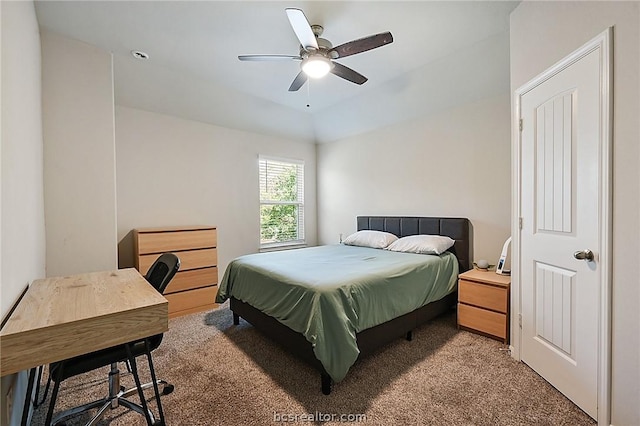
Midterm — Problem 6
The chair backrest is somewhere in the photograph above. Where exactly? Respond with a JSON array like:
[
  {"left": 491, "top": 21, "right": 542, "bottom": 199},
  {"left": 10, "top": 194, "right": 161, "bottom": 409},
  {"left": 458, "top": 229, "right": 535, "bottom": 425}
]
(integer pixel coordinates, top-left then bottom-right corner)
[
  {"left": 137, "top": 253, "right": 179, "bottom": 350},
  {"left": 145, "top": 253, "right": 180, "bottom": 294}
]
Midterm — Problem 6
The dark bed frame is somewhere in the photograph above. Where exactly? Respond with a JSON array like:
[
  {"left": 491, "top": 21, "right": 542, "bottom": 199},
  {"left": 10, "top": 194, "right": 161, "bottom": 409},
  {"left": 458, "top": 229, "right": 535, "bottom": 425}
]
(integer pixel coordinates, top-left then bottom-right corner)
[{"left": 230, "top": 216, "right": 473, "bottom": 394}]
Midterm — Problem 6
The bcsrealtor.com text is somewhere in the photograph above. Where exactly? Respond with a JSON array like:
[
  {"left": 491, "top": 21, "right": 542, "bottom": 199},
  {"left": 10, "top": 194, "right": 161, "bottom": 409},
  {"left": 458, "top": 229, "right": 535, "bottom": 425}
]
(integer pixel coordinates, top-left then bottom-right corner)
[{"left": 273, "top": 411, "right": 367, "bottom": 423}]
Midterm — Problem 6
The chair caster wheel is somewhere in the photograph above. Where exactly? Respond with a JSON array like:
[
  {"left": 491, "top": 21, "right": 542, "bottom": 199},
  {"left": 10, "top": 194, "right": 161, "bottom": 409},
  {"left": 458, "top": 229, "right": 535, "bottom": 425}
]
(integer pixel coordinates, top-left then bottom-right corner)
[{"left": 162, "top": 384, "right": 174, "bottom": 395}]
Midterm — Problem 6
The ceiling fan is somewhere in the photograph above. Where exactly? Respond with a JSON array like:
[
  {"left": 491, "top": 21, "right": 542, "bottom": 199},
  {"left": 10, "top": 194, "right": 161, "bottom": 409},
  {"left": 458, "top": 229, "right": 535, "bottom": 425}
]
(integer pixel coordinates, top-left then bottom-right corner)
[{"left": 238, "top": 8, "right": 393, "bottom": 92}]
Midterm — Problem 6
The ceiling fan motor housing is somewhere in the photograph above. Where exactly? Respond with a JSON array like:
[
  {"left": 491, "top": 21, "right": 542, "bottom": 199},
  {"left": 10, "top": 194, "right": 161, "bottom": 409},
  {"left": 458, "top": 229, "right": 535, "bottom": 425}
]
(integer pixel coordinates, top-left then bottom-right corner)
[{"left": 300, "top": 36, "right": 334, "bottom": 59}]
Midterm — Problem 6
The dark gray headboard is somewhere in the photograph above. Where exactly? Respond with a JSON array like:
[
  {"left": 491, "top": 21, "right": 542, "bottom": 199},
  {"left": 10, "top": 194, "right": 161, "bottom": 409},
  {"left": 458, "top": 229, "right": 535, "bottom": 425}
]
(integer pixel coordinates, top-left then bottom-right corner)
[{"left": 357, "top": 216, "right": 473, "bottom": 272}]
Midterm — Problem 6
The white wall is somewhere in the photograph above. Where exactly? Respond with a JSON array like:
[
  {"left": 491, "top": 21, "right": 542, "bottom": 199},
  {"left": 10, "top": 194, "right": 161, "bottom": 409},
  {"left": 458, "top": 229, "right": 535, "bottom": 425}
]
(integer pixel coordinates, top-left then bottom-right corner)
[
  {"left": 0, "top": 0, "right": 45, "bottom": 321},
  {"left": 114, "top": 106, "right": 317, "bottom": 275},
  {"left": 41, "top": 31, "right": 118, "bottom": 277},
  {"left": 510, "top": 2, "right": 640, "bottom": 425},
  {"left": 0, "top": 2, "right": 45, "bottom": 425},
  {"left": 317, "top": 93, "right": 511, "bottom": 263}
]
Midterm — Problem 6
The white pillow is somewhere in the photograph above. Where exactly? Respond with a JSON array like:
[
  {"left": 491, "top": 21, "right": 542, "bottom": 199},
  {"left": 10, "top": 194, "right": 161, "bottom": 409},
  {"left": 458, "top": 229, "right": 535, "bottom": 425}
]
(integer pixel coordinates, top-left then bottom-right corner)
[
  {"left": 342, "top": 230, "right": 398, "bottom": 249},
  {"left": 385, "top": 234, "right": 455, "bottom": 255}
]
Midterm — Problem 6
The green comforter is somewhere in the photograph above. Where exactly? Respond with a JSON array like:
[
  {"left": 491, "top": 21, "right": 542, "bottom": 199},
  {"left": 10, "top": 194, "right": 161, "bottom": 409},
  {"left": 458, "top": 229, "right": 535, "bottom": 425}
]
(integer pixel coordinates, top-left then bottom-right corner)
[{"left": 216, "top": 244, "right": 458, "bottom": 382}]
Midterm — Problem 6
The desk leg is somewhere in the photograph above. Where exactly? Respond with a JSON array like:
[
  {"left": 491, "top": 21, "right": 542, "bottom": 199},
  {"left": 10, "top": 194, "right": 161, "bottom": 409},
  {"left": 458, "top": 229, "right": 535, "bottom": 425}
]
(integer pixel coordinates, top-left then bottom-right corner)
[{"left": 21, "top": 367, "right": 37, "bottom": 426}]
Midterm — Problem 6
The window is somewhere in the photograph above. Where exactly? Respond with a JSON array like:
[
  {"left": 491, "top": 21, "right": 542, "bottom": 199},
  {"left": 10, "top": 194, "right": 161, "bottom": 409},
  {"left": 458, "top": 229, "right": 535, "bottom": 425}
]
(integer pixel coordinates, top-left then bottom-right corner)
[{"left": 259, "top": 156, "right": 305, "bottom": 249}]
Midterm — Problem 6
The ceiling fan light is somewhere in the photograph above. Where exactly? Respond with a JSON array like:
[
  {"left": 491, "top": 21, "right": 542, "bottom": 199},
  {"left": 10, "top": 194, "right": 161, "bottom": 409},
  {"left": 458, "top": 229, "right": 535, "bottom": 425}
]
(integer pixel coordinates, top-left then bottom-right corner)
[{"left": 302, "top": 56, "right": 332, "bottom": 79}]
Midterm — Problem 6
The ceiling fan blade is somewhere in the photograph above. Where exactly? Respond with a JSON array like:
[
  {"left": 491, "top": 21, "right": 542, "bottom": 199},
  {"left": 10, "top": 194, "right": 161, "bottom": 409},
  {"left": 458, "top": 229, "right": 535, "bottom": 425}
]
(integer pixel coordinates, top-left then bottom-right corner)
[
  {"left": 330, "top": 32, "right": 393, "bottom": 59},
  {"left": 285, "top": 8, "right": 318, "bottom": 51},
  {"left": 331, "top": 62, "right": 367, "bottom": 85},
  {"left": 238, "top": 55, "right": 302, "bottom": 61},
  {"left": 288, "top": 71, "right": 308, "bottom": 91}
]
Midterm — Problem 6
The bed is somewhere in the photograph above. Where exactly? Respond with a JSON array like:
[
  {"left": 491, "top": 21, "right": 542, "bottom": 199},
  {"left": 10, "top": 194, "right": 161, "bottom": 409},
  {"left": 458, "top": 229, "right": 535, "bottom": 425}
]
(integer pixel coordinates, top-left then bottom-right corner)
[{"left": 216, "top": 216, "right": 472, "bottom": 394}]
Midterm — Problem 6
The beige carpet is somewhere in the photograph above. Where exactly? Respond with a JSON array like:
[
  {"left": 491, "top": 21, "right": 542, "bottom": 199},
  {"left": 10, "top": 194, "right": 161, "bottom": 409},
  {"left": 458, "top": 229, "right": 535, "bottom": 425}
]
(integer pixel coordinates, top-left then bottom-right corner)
[{"left": 32, "top": 304, "right": 594, "bottom": 425}]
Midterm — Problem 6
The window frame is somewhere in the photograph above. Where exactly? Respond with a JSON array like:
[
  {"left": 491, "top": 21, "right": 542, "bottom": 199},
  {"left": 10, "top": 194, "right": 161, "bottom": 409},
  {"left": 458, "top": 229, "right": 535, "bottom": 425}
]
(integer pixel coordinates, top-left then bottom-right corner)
[{"left": 258, "top": 155, "right": 305, "bottom": 251}]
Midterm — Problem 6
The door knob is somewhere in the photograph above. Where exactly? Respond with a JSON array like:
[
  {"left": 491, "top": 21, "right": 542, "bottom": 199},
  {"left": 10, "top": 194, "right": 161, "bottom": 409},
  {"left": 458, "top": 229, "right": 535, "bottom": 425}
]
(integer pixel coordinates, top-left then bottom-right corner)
[{"left": 573, "top": 249, "right": 594, "bottom": 261}]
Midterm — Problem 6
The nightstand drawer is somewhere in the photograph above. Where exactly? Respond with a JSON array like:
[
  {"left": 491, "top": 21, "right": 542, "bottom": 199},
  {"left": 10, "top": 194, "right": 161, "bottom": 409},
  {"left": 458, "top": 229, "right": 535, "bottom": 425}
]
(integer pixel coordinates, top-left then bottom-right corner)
[
  {"left": 458, "top": 303, "right": 507, "bottom": 340},
  {"left": 459, "top": 279, "right": 508, "bottom": 313}
]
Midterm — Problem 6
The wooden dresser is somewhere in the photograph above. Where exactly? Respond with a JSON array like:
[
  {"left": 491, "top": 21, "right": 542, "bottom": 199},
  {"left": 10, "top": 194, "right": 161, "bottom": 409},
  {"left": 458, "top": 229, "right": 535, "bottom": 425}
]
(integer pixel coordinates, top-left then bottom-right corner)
[
  {"left": 134, "top": 225, "right": 218, "bottom": 318},
  {"left": 457, "top": 268, "right": 511, "bottom": 343}
]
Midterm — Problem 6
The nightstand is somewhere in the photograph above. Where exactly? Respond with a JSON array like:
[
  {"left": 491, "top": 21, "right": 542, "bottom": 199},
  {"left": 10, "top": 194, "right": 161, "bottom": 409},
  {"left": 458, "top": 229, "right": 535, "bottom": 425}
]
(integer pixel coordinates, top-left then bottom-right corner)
[{"left": 457, "top": 269, "right": 511, "bottom": 343}]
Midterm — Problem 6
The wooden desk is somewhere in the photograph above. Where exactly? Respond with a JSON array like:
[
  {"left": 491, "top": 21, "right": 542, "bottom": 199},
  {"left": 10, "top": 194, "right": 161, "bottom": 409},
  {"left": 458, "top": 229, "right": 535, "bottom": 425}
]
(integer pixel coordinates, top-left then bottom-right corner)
[{"left": 0, "top": 268, "right": 168, "bottom": 377}]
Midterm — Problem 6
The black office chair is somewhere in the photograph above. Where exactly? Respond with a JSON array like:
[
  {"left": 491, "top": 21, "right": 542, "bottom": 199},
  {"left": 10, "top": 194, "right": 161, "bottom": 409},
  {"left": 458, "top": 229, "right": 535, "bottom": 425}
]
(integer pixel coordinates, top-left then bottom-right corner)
[{"left": 44, "top": 253, "right": 180, "bottom": 426}]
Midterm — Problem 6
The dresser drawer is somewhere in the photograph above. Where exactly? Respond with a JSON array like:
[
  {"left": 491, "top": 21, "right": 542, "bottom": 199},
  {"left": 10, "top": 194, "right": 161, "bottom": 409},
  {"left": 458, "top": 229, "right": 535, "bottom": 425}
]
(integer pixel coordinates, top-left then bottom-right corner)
[
  {"left": 136, "top": 228, "right": 217, "bottom": 254},
  {"left": 138, "top": 248, "right": 217, "bottom": 274},
  {"left": 133, "top": 225, "right": 219, "bottom": 319},
  {"left": 459, "top": 279, "right": 508, "bottom": 313},
  {"left": 165, "top": 267, "right": 218, "bottom": 294},
  {"left": 165, "top": 286, "right": 218, "bottom": 318},
  {"left": 458, "top": 303, "right": 507, "bottom": 340}
]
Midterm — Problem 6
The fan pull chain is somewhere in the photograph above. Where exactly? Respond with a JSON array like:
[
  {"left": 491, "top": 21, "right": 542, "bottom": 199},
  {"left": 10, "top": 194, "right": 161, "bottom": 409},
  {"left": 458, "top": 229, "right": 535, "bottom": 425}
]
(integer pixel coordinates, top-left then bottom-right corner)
[{"left": 306, "top": 80, "right": 311, "bottom": 108}]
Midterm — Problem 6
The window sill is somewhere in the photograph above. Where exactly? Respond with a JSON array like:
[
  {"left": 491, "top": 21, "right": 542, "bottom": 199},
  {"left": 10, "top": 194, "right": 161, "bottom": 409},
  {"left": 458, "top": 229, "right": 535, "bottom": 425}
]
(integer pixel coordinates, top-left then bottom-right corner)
[{"left": 259, "top": 243, "right": 307, "bottom": 253}]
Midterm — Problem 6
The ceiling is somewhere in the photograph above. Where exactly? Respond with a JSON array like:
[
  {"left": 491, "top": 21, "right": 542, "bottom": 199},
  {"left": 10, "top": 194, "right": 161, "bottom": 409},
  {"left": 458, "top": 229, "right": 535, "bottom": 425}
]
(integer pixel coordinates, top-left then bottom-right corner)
[{"left": 34, "top": 1, "right": 519, "bottom": 143}]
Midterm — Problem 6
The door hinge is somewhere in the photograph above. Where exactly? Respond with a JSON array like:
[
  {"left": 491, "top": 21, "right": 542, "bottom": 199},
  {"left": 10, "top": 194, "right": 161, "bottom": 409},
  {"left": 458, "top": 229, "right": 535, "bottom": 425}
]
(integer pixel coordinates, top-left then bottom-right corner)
[
  {"left": 519, "top": 217, "right": 523, "bottom": 230},
  {"left": 518, "top": 313, "right": 522, "bottom": 329},
  {"left": 519, "top": 118, "right": 523, "bottom": 132}
]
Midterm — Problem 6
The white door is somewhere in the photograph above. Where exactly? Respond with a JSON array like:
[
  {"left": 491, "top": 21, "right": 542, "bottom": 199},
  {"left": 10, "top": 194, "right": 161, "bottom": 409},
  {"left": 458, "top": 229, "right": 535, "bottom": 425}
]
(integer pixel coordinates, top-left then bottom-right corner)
[{"left": 518, "top": 31, "right": 611, "bottom": 421}]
